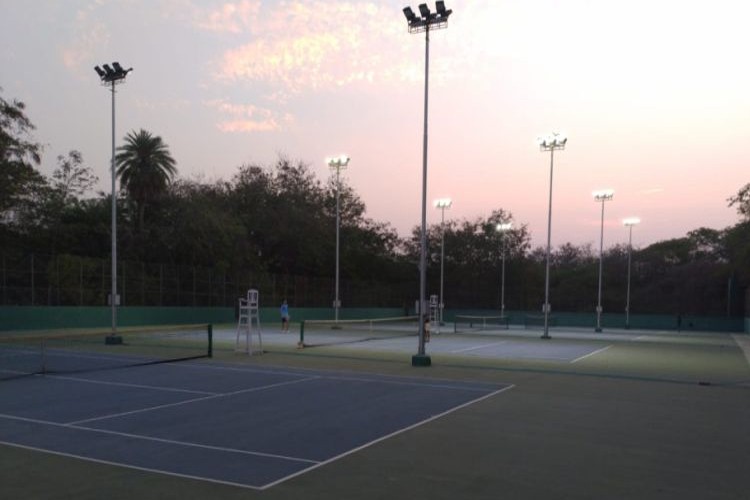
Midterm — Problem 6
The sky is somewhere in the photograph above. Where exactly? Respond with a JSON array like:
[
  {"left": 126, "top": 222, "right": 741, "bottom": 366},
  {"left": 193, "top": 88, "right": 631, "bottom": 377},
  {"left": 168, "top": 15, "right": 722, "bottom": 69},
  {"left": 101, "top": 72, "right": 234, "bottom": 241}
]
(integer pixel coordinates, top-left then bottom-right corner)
[{"left": 2, "top": 0, "right": 749, "bottom": 250}]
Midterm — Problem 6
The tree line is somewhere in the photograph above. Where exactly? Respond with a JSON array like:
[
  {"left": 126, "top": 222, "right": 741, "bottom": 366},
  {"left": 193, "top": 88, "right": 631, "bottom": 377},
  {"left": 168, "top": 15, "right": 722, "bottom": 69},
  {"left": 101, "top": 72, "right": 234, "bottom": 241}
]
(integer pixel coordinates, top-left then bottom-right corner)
[{"left": 2, "top": 87, "right": 749, "bottom": 315}]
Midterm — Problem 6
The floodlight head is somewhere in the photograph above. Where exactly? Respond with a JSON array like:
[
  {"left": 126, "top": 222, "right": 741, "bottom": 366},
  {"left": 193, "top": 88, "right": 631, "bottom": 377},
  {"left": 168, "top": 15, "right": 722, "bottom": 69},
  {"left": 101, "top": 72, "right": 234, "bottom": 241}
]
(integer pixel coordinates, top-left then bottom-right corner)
[
  {"left": 419, "top": 3, "right": 431, "bottom": 18},
  {"left": 537, "top": 132, "right": 567, "bottom": 151},
  {"left": 403, "top": 6, "right": 416, "bottom": 22},
  {"left": 497, "top": 222, "right": 512, "bottom": 232},
  {"left": 433, "top": 198, "right": 452, "bottom": 209},
  {"left": 436, "top": 1, "right": 452, "bottom": 17},
  {"left": 623, "top": 217, "right": 641, "bottom": 226},
  {"left": 94, "top": 66, "right": 106, "bottom": 78},
  {"left": 327, "top": 155, "right": 350, "bottom": 169},
  {"left": 592, "top": 189, "right": 614, "bottom": 201},
  {"left": 103, "top": 64, "right": 115, "bottom": 75},
  {"left": 113, "top": 62, "right": 124, "bottom": 72}
]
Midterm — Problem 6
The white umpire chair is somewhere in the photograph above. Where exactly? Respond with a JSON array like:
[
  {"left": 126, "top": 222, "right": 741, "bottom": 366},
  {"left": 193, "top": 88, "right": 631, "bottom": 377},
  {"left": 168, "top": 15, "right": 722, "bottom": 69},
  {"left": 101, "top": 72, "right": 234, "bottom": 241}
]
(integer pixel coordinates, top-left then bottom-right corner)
[{"left": 236, "top": 289, "right": 263, "bottom": 355}]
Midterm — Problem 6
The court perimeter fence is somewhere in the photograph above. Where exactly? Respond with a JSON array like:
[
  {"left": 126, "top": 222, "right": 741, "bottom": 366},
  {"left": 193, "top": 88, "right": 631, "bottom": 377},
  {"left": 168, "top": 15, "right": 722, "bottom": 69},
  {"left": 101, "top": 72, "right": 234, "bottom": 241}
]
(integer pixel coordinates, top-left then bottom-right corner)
[
  {"left": 0, "top": 252, "right": 747, "bottom": 333},
  {"left": 1, "top": 306, "right": 746, "bottom": 333}
]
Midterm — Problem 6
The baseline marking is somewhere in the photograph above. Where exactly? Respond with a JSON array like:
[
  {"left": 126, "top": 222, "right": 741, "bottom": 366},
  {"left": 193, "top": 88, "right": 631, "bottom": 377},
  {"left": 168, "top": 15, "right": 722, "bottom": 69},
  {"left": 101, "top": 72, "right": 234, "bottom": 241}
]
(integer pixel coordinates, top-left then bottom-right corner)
[
  {"left": 450, "top": 341, "right": 508, "bottom": 354},
  {"left": 0, "top": 439, "right": 265, "bottom": 491},
  {"left": 570, "top": 345, "right": 612, "bottom": 364},
  {"left": 0, "top": 412, "right": 319, "bottom": 464}
]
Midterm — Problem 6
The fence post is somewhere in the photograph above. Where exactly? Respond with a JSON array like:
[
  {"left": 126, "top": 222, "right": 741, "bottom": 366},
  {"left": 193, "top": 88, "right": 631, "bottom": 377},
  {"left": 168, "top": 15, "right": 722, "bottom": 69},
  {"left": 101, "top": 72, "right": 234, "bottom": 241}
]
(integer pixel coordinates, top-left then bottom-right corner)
[
  {"left": 122, "top": 261, "right": 126, "bottom": 306},
  {"left": 159, "top": 263, "right": 163, "bottom": 306},
  {"left": 31, "top": 253, "right": 35, "bottom": 306}
]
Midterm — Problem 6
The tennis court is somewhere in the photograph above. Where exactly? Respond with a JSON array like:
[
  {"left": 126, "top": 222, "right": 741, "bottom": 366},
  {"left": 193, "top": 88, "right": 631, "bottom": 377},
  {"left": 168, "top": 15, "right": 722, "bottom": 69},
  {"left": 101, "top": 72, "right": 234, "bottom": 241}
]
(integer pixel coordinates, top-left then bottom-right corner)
[
  {"left": 0, "top": 345, "right": 510, "bottom": 490},
  {"left": 3, "top": 321, "right": 750, "bottom": 499}
]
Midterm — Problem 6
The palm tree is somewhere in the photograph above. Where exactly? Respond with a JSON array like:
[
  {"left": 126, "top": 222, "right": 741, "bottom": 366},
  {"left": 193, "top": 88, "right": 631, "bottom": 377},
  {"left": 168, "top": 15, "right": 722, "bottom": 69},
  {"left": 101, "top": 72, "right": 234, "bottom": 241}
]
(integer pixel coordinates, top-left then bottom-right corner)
[{"left": 115, "top": 129, "right": 177, "bottom": 231}]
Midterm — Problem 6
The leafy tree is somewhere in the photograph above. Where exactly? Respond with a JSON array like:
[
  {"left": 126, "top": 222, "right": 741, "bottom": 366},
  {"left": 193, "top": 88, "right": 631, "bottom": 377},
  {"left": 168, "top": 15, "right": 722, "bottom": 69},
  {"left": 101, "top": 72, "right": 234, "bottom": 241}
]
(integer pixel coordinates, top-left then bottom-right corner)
[
  {"left": 0, "top": 88, "right": 45, "bottom": 218},
  {"left": 728, "top": 183, "right": 750, "bottom": 220},
  {"left": 115, "top": 129, "right": 177, "bottom": 231}
]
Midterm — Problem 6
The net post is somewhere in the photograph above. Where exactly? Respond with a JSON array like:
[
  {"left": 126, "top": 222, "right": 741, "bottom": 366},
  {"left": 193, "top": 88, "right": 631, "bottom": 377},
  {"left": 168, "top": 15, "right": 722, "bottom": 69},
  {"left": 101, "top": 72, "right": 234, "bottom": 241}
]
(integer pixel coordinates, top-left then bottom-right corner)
[
  {"left": 298, "top": 320, "right": 305, "bottom": 348},
  {"left": 208, "top": 323, "right": 213, "bottom": 358},
  {"left": 41, "top": 338, "right": 47, "bottom": 375}
]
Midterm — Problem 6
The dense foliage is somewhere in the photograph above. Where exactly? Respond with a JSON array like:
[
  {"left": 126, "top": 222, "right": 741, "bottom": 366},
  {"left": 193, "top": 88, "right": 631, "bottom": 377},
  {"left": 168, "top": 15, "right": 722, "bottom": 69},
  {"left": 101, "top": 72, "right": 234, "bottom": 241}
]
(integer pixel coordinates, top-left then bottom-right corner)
[{"left": 1, "top": 88, "right": 748, "bottom": 315}]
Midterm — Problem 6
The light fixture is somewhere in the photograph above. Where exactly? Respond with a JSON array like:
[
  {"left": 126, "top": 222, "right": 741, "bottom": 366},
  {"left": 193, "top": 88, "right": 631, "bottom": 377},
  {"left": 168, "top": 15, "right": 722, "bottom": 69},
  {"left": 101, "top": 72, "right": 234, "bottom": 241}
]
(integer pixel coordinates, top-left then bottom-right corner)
[
  {"left": 327, "top": 155, "right": 351, "bottom": 323},
  {"left": 496, "top": 222, "right": 512, "bottom": 317},
  {"left": 434, "top": 197, "right": 452, "bottom": 326},
  {"left": 403, "top": 2, "right": 453, "bottom": 367},
  {"left": 537, "top": 131, "right": 567, "bottom": 339},
  {"left": 94, "top": 60, "right": 133, "bottom": 342},
  {"left": 593, "top": 188, "right": 615, "bottom": 332},
  {"left": 623, "top": 217, "right": 641, "bottom": 329}
]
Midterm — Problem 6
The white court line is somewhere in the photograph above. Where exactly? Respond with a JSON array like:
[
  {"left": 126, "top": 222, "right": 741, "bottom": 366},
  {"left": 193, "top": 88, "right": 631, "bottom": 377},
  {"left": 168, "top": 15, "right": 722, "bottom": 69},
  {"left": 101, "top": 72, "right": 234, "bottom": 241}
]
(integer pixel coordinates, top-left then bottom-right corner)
[
  {"left": 260, "top": 384, "right": 516, "bottom": 490},
  {"left": 570, "top": 345, "right": 612, "bottom": 364},
  {"left": 0, "top": 440, "right": 265, "bottom": 491},
  {"left": 67, "top": 376, "right": 319, "bottom": 425},
  {"left": 45, "top": 374, "right": 218, "bottom": 395},
  {"left": 732, "top": 334, "right": 750, "bottom": 368},
  {"left": 318, "top": 374, "right": 496, "bottom": 392},
  {"left": 450, "top": 341, "right": 508, "bottom": 354},
  {"left": 0, "top": 412, "right": 317, "bottom": 465}
]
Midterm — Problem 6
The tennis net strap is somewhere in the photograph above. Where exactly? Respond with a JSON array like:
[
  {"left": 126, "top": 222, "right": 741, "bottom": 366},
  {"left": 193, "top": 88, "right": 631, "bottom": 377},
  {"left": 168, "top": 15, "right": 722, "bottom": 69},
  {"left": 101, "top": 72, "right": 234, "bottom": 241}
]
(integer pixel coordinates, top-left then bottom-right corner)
[{"left": 0, "top": 324, "right": 212, "bottom": 381}]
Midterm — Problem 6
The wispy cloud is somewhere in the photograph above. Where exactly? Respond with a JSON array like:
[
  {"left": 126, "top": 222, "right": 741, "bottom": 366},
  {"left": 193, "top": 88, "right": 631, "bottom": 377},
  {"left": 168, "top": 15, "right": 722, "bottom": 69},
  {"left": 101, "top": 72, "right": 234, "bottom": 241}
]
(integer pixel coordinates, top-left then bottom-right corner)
[
  {"left": 204, "top": 98, "right": 287, "bottom": 132},
  {"left": 209, "top": 1, "right": 410, "bottom": 93},
  {"left": 61, "top": 7, "right": 110, "bottom": 72},
  {"left": 194, "top": 0, "right": 261, "bottom": 34}
]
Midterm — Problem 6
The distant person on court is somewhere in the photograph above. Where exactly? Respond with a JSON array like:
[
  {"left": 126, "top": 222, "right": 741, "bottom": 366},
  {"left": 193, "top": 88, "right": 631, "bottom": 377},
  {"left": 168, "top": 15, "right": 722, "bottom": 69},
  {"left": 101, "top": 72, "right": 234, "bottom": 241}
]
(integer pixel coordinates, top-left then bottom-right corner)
[
  {"left": 423, "top": 316, "right": 431, "bottom": 342},
  {"left": 280, "top": 300, "right": 290, "bottom": 332}
]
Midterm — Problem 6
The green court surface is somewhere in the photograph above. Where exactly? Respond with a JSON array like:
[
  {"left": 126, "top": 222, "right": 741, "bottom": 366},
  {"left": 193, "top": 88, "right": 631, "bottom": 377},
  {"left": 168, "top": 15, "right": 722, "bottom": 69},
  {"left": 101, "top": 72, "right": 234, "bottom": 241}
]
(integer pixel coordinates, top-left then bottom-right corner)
[{"left": 2, "top": 324, "right": 749, "bottom": 499}]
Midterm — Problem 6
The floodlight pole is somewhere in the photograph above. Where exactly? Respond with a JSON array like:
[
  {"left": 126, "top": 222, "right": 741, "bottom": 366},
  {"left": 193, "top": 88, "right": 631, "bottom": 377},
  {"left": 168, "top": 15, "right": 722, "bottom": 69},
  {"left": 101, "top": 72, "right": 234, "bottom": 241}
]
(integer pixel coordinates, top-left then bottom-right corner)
[
  {"left": 497, "top": 222, "right": 512, "bottom": 317},
  {"left": 404, "top": 2, "right": 452, "bottom": 366},
  {"left": 593, "top": 190, "right": 614, "bottom": 332},
  {"left": 623, "top": 217, "right": 640, "bottom": 329},
  {"left": 327, "top": 155, "right": 350, "bottom": 323},
  {"left": 434, "top": 198, "right": 452, "bottom": 325},
  {"left": 95, "top": 62, "right": 132, "bottom": 339},
  {"left": 537, "top": 133, "right": 566, "bottom": 340}
]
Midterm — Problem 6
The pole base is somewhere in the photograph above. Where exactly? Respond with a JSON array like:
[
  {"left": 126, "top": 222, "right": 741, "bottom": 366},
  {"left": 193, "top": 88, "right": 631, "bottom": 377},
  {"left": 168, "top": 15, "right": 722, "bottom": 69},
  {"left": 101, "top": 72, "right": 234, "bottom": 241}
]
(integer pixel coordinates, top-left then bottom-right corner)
[
  {"left": 540, "top": 334, "right": 552, "bottom": 340},
  {"left": 105, "top": 335, "right": 123, "bottom": 345},
  {"left": 594, "top": 327, "right": 603, "bottom": 333},
  {"left": 411, "top": 354, "right": 432, "bottom": 367}
]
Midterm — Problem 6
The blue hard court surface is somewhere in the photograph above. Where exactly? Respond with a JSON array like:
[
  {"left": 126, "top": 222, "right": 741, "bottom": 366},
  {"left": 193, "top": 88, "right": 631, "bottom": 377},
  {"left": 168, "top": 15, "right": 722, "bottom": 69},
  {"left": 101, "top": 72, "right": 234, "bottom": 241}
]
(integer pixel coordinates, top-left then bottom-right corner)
[{"left": 0, "top": 361, "right": 510, "bottom": 489}]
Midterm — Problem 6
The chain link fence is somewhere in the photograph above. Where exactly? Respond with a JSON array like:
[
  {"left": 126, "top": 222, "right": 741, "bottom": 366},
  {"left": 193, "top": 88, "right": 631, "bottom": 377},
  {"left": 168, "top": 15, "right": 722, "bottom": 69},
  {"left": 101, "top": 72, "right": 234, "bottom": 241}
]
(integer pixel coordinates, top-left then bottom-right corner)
[{"left": 0, "top": 252, "right": 415, "bottom": 310}]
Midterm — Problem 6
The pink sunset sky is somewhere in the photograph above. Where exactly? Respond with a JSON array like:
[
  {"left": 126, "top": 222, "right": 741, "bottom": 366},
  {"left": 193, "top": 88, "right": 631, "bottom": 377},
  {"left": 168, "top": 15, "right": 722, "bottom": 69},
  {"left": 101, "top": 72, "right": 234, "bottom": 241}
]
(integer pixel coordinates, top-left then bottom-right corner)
[{"left": 2, "top": 0, "right": 748, "bottom": 249}]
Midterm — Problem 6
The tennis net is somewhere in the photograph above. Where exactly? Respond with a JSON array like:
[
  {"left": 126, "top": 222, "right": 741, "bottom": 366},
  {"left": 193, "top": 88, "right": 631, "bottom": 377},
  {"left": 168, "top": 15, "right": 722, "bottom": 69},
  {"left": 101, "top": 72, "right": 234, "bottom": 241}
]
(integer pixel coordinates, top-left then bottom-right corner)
[
  {"left": 453, "top": 315, "right": 510, "bottom": 333},
  {"left": 0, "top": 324, "right": 212, "bottom": 381},
  {"left": 299, "top": 316, "right": 419, "bottom": 348}
]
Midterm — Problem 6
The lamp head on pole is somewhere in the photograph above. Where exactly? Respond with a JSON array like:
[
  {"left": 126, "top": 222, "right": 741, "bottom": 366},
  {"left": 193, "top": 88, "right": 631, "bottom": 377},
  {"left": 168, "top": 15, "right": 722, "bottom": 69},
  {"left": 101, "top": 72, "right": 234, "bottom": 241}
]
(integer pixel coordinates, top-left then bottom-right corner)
[
  {"left": 403, "top": 2, "right": 451, "bottom": 33},
  {"left": 496, "top": 222, "right": 512, "bottom": 232},
  {"left": 537, "top": 132, "right": 567, "bottom": 151},
  {"left": 94, "top": 61, "right": 132, "bottom": 84},
  {"left": 623, "top": 217, "right": 641, "bottom": 227},
  {"left": 433, "top": 198, "right": 452, "bottom": 209},
  {"left": 592, "top": 189, "right": 614, "bottom": 202},
  {"left": 326, "top": 155, "right": 350, "bottom": 170}
]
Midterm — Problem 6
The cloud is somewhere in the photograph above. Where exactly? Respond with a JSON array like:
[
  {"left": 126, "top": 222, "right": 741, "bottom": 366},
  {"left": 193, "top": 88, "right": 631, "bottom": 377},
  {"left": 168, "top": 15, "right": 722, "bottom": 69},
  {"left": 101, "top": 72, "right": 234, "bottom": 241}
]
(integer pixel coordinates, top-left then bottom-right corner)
[
  {"left": 211, "top": 1, "right": 412, "bottom": 93},
  {"left": 61, "top": 8, "right": 110, "bottom": 71},
  {"left": 205, "top": 98, "right": 287, "bottom": 133},
  {"left": 194, "top": 0, "right": 261, "bottom": 34}
]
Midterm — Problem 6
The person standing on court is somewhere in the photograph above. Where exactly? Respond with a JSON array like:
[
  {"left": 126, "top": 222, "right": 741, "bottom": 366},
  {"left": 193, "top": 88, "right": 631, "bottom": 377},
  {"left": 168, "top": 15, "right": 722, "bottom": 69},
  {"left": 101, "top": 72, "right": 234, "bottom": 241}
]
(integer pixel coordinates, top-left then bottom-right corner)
[{"left": 280, "top": 299, "right": 290, "bottom": 332}]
